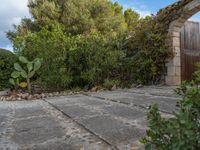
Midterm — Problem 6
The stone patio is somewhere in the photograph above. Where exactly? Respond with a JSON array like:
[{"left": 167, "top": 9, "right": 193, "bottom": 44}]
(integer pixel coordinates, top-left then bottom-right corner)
[{"left": 0, "top": 86, "right": 180, "bottom": 150}]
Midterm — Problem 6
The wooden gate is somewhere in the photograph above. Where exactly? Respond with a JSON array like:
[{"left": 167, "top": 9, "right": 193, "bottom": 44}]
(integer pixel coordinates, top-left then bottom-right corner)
[{"left": 180, "top": 21, "right": 200, "bottom": 81}]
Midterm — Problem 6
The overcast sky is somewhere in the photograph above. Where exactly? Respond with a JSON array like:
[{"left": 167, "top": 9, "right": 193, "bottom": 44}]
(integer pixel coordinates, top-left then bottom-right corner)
[
  {"left": 1, "top": 0, "right": 200, "bottom": 51},
  {"left": 0, "top": 0, "right": 30, "bottom": 50}
]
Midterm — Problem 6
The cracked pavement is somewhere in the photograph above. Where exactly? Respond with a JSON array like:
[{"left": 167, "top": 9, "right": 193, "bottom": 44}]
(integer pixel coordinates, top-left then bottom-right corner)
[{"left": 0, "top": 86, "right": 180, "bottom": 150}]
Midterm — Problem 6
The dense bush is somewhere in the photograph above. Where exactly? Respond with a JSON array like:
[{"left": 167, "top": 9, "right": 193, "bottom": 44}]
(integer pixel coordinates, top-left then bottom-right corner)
[
  {"left": 141, "top": 69, "right": 200, "bottom": 149},
  {"left": 14, "top": 24, "right": 125, "bottom": 90},
  {"left": 68, "top": 33, "right": 125, "bottom": 87},
  {"left": 142, "top": 84, "right": 200, "bottom": 149},
  {"left": 123, "top": 17, "right": 171, "bottom": 84},
  {"left": 14, "top": 24, "right": 74, "bottom": 90},
  {"left": 12, "top": 16, "right": 171, "bottom": 89},
  {"left": 0, "top": 49, "right": 17, "bottom": 90}
]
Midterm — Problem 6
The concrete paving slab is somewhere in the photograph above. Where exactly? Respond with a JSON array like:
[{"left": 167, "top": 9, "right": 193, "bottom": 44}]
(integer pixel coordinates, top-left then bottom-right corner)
[
  {"left": 79, "top": 115, "right": 145, "bottom": 149},
  {"left": 14, "top": 106, "right": 47, "bottom": 118},
  {"left": 88, "top": 90, "right": 180, "bottom": 113},
  {"left": 0, "top": 86, "right": 180, "bottom": 150},
  {"left": 58, "top": 105, "right": 101, "bottom": 118},
  {"left": 102, "top": 105, "right": 146, "bottom": 120},
  {"left": 12, "top": 117, "right": 64, "bottom": 145}
]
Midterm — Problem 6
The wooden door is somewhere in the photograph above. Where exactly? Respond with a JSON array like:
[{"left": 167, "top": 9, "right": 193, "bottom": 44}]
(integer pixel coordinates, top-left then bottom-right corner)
[{"left": 180, "top": 21, "right": 200, "bottom": 81}]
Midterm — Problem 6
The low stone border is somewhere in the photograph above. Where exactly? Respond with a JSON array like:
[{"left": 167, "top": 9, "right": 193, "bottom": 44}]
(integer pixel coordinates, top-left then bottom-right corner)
[
  {"left": 0, "top": 91, "right": 83, "bottom": 101},
  {"left": 0, "top": 84, "right": 144, "bottom": 101}
]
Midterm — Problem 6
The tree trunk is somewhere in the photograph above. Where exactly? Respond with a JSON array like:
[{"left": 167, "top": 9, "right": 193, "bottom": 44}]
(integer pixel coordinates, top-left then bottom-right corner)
[{"left": 27, "top": 78, "right": 31, "bottom": 94}]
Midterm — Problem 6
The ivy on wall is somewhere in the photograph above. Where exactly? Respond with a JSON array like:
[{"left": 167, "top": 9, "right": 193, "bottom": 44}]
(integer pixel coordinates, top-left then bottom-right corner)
[{"left": 155, "top": 0, "right": 192, "bottom": 33}]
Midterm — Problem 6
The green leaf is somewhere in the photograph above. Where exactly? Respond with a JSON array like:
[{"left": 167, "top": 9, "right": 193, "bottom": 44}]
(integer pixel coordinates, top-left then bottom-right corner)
[
  {"left": 28, "top": 71, "right": 35, "bottom": 78},
  {"left": 34, "top": 60, "right": 41, "bottom": 71},
  {"left": 27, "top": 62, "right": 33, "bottom": 72},
  {"left": 145, "top": 143, "right": 152, "bottom": 150},
  {"left": 14, "top": 63, "right": 23, "bottom": 71},
  {"left": 33, "top": 58, "right": 40, "bottom": 63},
  {"left": 9, "top": 78, "right": 15, "bottom": 85},
  {"left": 19, "top": 56, "right": 29, "bottom": 63},
  {"left": 20, "top": 70, "right": 28, "bottom": 78},
  {"left": 11, "top": 71, "right": 21, "bottom": 78}
]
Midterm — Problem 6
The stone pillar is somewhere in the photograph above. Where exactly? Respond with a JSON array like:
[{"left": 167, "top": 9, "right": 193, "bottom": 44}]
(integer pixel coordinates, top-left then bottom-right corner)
[{"left": 165, "top": 31, "right": 181, "bottom": 85}]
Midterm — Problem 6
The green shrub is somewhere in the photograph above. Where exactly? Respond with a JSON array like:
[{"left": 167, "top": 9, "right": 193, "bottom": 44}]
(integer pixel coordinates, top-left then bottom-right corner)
[
  {"left": 124, "top": 16, "right": 171, "bottom": 85},
  {"left": 67, "top": 33, "right": 125, "bottom": 87},
  {"left": 13, "top": 18, "right": 170, "bottom": 90},
  {"left": 0, "top": 49, "right": 17, "bottom": 90},
  {"left": 14, "top": 24, "right": 75, "bottom": 90},
  {"left": 103, "top": 79, "right": 120, "bottom": 90},
  {"left": 13, "top": 24, "right": 125, "bottom": 90},
  {"left": 193, "top": 62, "right": 200, "bottom": 84},
  {"left": 10, "top": 56, "right": 42, "bottom": 93},
  {"left": 141, "top": 81, "right": 200, "bottom": 149}
]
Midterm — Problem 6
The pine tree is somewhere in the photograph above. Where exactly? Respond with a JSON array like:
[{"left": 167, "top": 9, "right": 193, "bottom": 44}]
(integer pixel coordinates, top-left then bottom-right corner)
[{"left": 7, "top": 0, "right": 127, "bottom": 41}]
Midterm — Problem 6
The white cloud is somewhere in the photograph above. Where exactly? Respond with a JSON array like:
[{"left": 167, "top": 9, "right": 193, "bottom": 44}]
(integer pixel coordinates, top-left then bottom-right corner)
[
  {"left": 120, "top": 3, "right": 151, "bottom": 18},
  {"left": 189, "top": 18, "right": 200, "bottom": 22},
  {"left": 1, "top": 44, "right": 13, "bottom": 52},
  {"left": 0, "top": 0, "right": 30, "bottom": 50},
  {"left": 134, "top": 8, "right": 152, "bottom": 18},
  {"left": 0, "top": 0, "right": 29, "bottom": 13}
]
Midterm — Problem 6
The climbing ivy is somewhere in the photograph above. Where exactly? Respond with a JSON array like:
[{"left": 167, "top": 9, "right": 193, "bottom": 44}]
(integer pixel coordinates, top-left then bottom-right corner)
[{"left": 156, "top": 0, "right": 192, "bottom": 33}]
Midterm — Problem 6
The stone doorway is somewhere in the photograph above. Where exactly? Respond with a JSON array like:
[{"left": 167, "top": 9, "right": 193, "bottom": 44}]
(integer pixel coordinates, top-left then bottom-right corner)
[{"left": 163, "top": 0, "right": 200, "bottom": 85}]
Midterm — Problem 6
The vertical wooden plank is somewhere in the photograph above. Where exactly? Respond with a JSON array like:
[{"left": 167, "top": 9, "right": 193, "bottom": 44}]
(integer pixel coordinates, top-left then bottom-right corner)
[{"left": 180, "top": 21, "right": 200, "bottom": 81}]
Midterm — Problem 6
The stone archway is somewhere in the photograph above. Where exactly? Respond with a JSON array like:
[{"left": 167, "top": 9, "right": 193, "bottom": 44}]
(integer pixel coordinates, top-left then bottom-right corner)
[{"left": 158, "top": 0, "right": 200, "bottom": 85}]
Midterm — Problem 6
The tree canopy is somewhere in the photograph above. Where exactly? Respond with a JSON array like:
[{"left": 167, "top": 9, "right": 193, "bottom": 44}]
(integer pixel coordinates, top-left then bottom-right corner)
[{"left": 7, "top": 0, "right": 133, "bottom": 41}]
